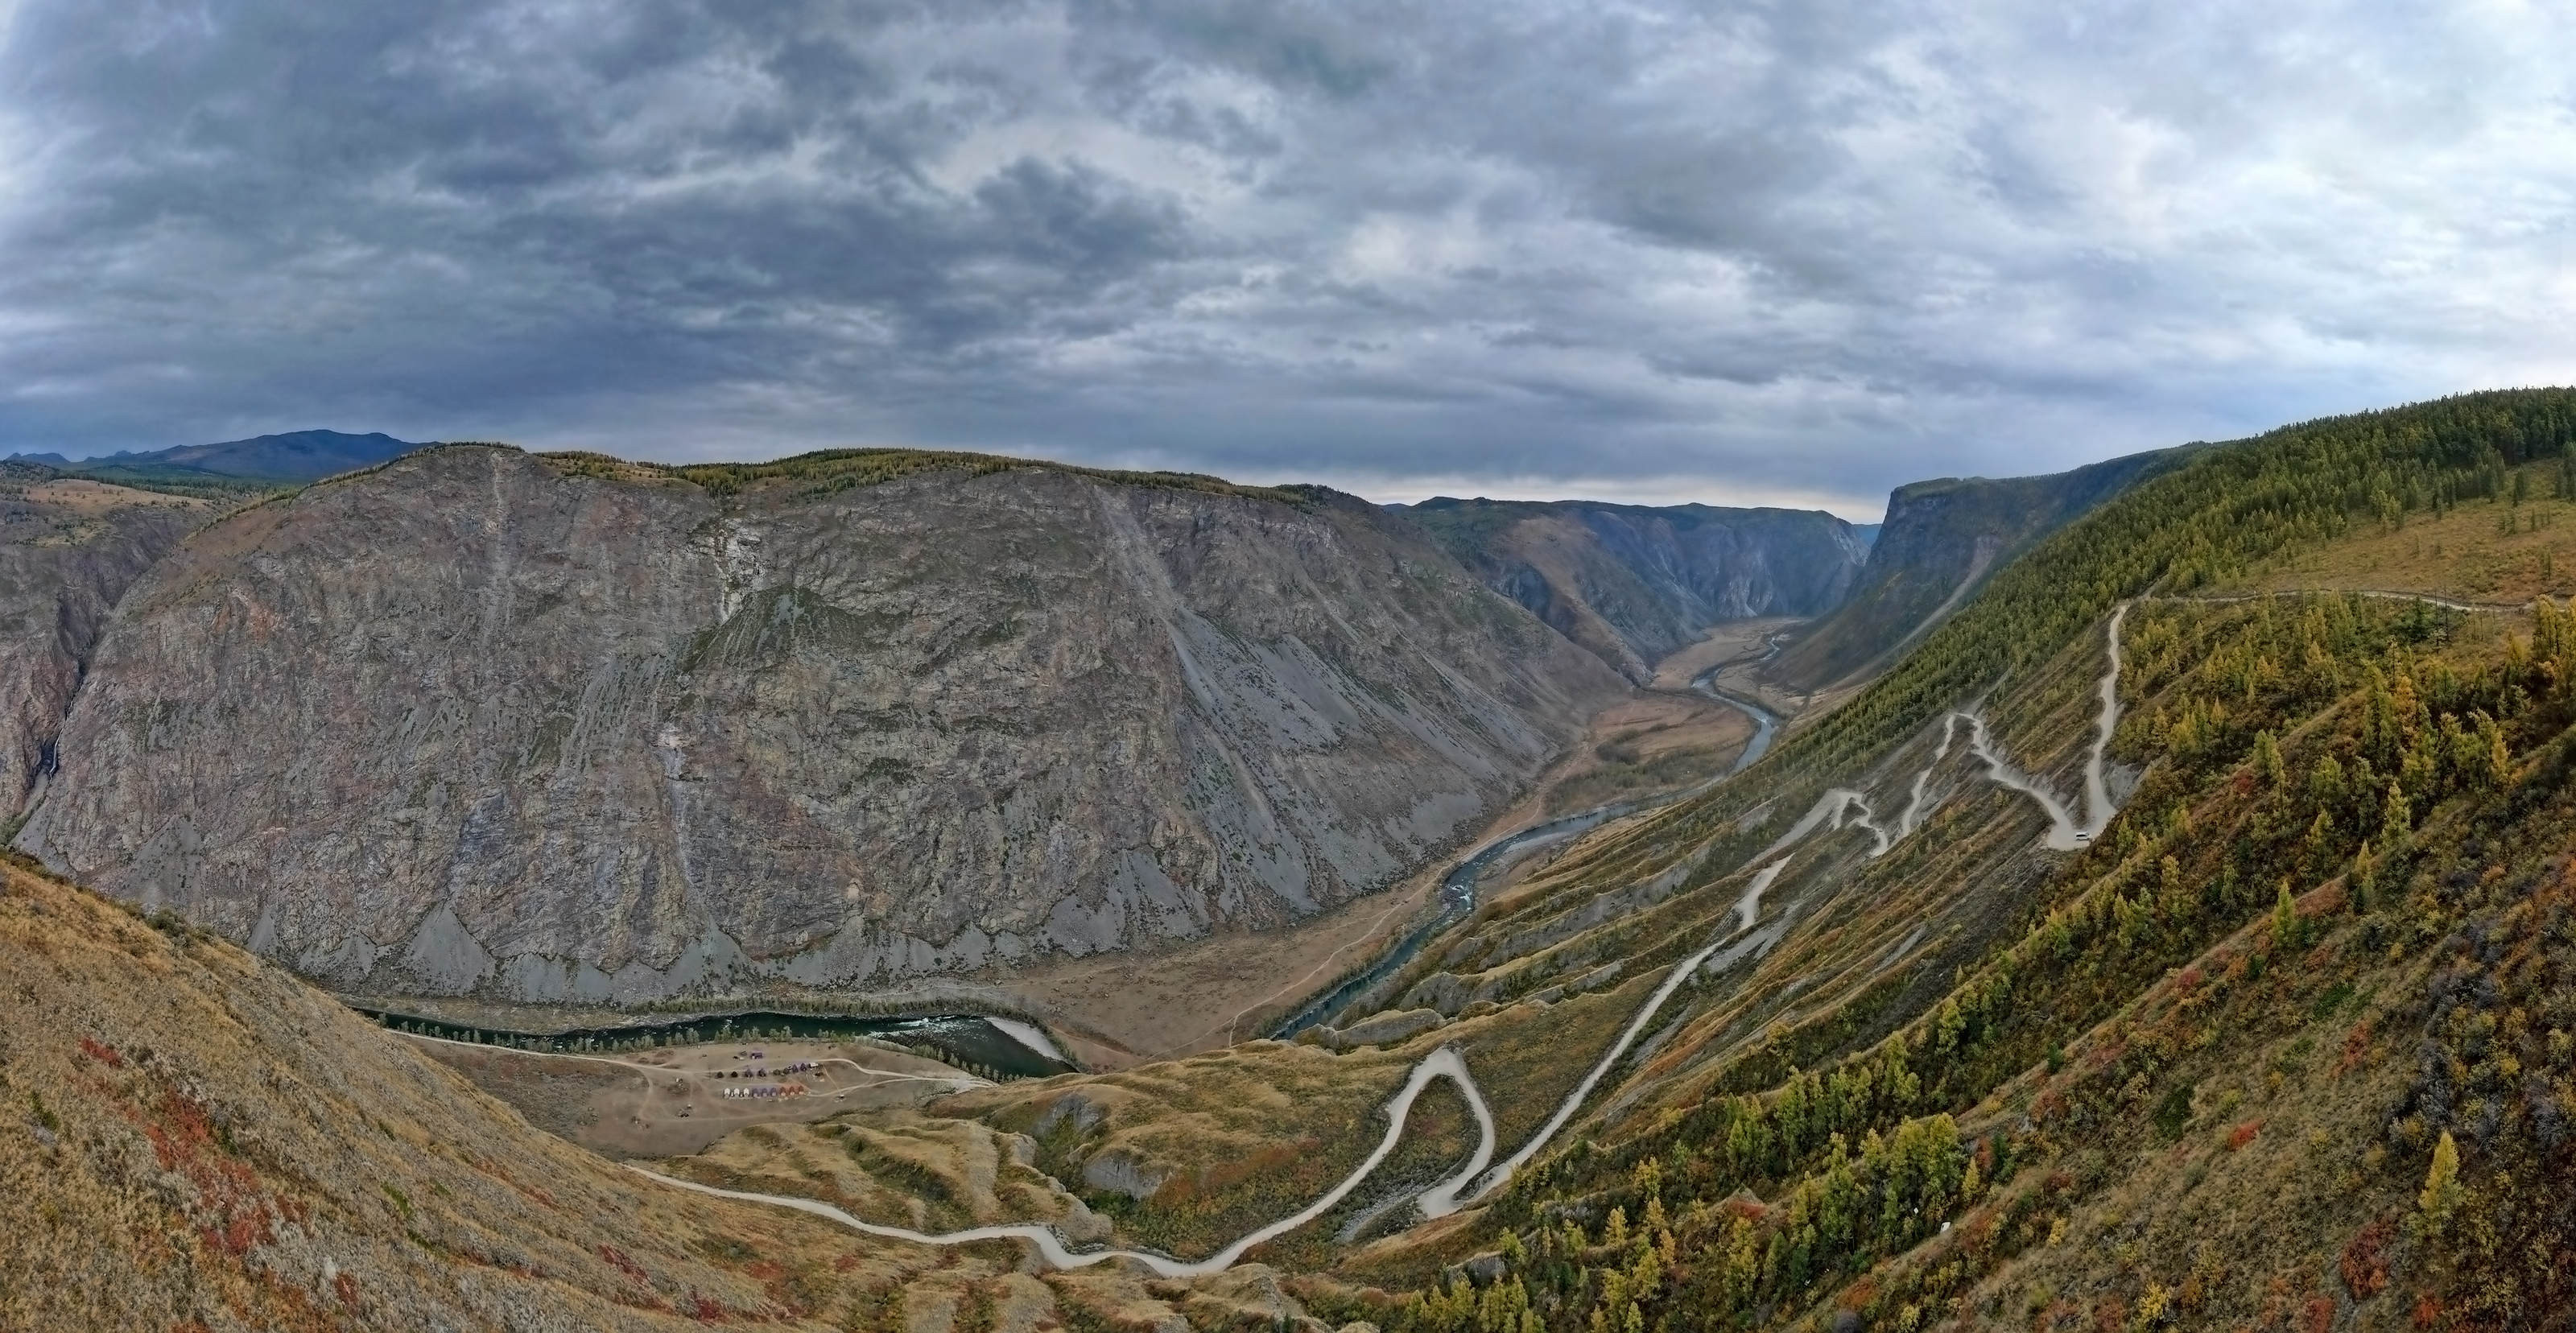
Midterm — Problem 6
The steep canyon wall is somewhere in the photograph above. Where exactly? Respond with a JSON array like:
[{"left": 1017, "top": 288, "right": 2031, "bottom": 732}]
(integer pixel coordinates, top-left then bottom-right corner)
[{"left": 19, "top": 447, "right": 1627, "bottom": 1005}]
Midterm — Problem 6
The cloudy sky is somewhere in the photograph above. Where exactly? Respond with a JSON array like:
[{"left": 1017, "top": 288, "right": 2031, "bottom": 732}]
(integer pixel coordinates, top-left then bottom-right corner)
[{"left": 2, "top": 2, "right": 2571, "bottom": 517}]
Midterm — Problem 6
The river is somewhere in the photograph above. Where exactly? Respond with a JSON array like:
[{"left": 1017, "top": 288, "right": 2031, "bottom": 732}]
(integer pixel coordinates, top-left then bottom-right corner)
[
  {"left": 351, "top": 1005, "right": 1075, "bottom": 1079},
  {"left": 1268, "top": 675, "right": 1779, "bottom": 1039}
]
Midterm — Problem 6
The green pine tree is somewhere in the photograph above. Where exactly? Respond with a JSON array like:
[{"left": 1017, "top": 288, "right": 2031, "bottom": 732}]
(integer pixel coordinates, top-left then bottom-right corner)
[{"left": 2271, "top": 880, "right": 2302, "bottom": 950}]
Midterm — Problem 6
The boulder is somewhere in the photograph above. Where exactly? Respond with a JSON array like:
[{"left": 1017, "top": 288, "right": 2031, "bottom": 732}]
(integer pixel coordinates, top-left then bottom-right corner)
[
  {"left": 1569, "top": 961, "right": 1624, "bottom": 993},
  {"left": 1399, "top": 971, "right": 1475, "bottom": 1016},
  {"left": 1080, "top": 1149, "right": 1167, "bottom": 1200},
  {"left": 1331, "top": 1009, "right": 1447, "bottom": 1049}
]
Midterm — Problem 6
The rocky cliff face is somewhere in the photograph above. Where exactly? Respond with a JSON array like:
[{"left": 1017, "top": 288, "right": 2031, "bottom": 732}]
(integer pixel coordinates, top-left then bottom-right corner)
[
  {"left": 1766, "top": 445, "right": 2194, "bottom": 691},
  {"left": 19, "top": 445, "right": 1624, "bottom": 1005},
  {"left": 1397, "top": 499, "right": 1872, "bottom": 681},
  {"left": 0, "top": 468, "right": 204, "bottom": 820}
]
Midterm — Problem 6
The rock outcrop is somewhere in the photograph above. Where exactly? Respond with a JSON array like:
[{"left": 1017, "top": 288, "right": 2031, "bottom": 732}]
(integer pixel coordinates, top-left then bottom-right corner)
[
  {"left": 0, "top": 468, "right": 204, "bottom": 819},
  {"left": 1767, "top": 444, "right": 2197, "bottom": 691},
  {"left": 21, "top": 445, "right": 1626, "bottom": 1005},
  {"left": 1396, "top": 498, "right": 1872, "bottom": 682}
]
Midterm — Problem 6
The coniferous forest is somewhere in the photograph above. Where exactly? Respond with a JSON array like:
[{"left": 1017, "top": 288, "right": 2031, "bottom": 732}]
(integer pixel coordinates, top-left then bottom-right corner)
[{"left": 1292, "top": 390, "right": 2576, "bottom": 1331}]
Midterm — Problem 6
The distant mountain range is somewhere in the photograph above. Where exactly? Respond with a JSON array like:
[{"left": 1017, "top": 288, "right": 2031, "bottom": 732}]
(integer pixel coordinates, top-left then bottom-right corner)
[{"left": 8, "top": 428, "right": 419, "bottom": 485}]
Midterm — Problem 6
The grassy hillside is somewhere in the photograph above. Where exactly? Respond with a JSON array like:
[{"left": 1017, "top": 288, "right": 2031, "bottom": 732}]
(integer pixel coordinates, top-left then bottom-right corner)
[
  {"left": 55, "top": 462, "right": 287, "bottom": 503},
  {"left": 0, "top": 855, "right": 1384, "bottom": 1330},
  {"left": 0, "top": 858, "right": 917, "bottom": 1327},
  {"left": 1769, "top": 446, "right": 2194, "bottom": 694},
  {"left": 759, "top": 390, "right": 2576, "bottom": 1328},
  {"left": 1281, "top": 387, "right": 2576, "bottom": 1331}
]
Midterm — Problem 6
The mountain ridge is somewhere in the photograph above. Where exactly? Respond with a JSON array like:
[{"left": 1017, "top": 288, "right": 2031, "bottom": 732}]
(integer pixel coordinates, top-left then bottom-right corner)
[
  {"left": 1765, "top": 444, "right": 2199, "bottom": 693},
  {"left": 22, "top": 393, "right": 2576, "bottom": 1329},
  {"left": 592, "top": 389, "right": 2576, "bottom": 1333},
  {"left": 18, "top": 444, "right": 1629, "bottom": 1016},
  {"left": 8, "top": 428, "right": 420, "bottom": 481},
  {"left": 1397, "top": 497, "right": 1874, "bottom": 683}
]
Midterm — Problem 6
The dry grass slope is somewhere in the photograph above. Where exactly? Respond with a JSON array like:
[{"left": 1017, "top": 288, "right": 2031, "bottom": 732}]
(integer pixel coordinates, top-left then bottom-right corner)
[
  {"left": 0, "top": 858, "right": 1386, "bottom": 1330},
  {"left": 0, "top": 860, "right": 914, "bottom": 1327},
  {"left": 0, "top": 862, "right": 1343, "bottom": 1330}
]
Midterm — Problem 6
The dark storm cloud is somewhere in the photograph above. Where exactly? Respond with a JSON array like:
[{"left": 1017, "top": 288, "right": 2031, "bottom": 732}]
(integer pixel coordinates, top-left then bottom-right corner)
[{"left": 2, "top": 0, "right": 2572, "bottom": 514}]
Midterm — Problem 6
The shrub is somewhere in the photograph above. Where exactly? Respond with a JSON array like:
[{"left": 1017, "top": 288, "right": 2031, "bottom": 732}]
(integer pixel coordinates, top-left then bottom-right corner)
[{"left": 2340, "top": 1218, "right": 2393, "bottom": 1298}]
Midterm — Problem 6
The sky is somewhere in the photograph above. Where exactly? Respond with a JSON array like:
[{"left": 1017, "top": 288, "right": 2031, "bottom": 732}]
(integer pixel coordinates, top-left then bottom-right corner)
[{"left": 2, "top": 2, "right": 2572, "bottom": 519}]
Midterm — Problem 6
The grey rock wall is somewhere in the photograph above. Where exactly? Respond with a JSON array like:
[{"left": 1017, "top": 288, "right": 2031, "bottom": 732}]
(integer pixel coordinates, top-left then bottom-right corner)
[
  {"left": 1396, "top": 498, "right": 1872, "bottom": 682},
  {"left": 1769, "top": 443, "right": 2198, "bottom": 691},
  {"left": 23, "top": 446, "right": 1626, "bottom": 1004},
  {"left": 0, "top": 474, "right": 204, "bottom": 820}
]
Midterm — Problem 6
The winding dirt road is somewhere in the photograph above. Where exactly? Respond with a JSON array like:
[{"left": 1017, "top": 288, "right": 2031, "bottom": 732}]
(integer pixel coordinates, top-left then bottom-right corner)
[
  {"left": 631, "top": 1046, "right": 1500, "bottom": 1277},
  {"left": 650, "top": 848, "right": 1798, "bottom": 1267},
  {"left": 629, "top": 604, "right": 2153, "bottom": 1272}
]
